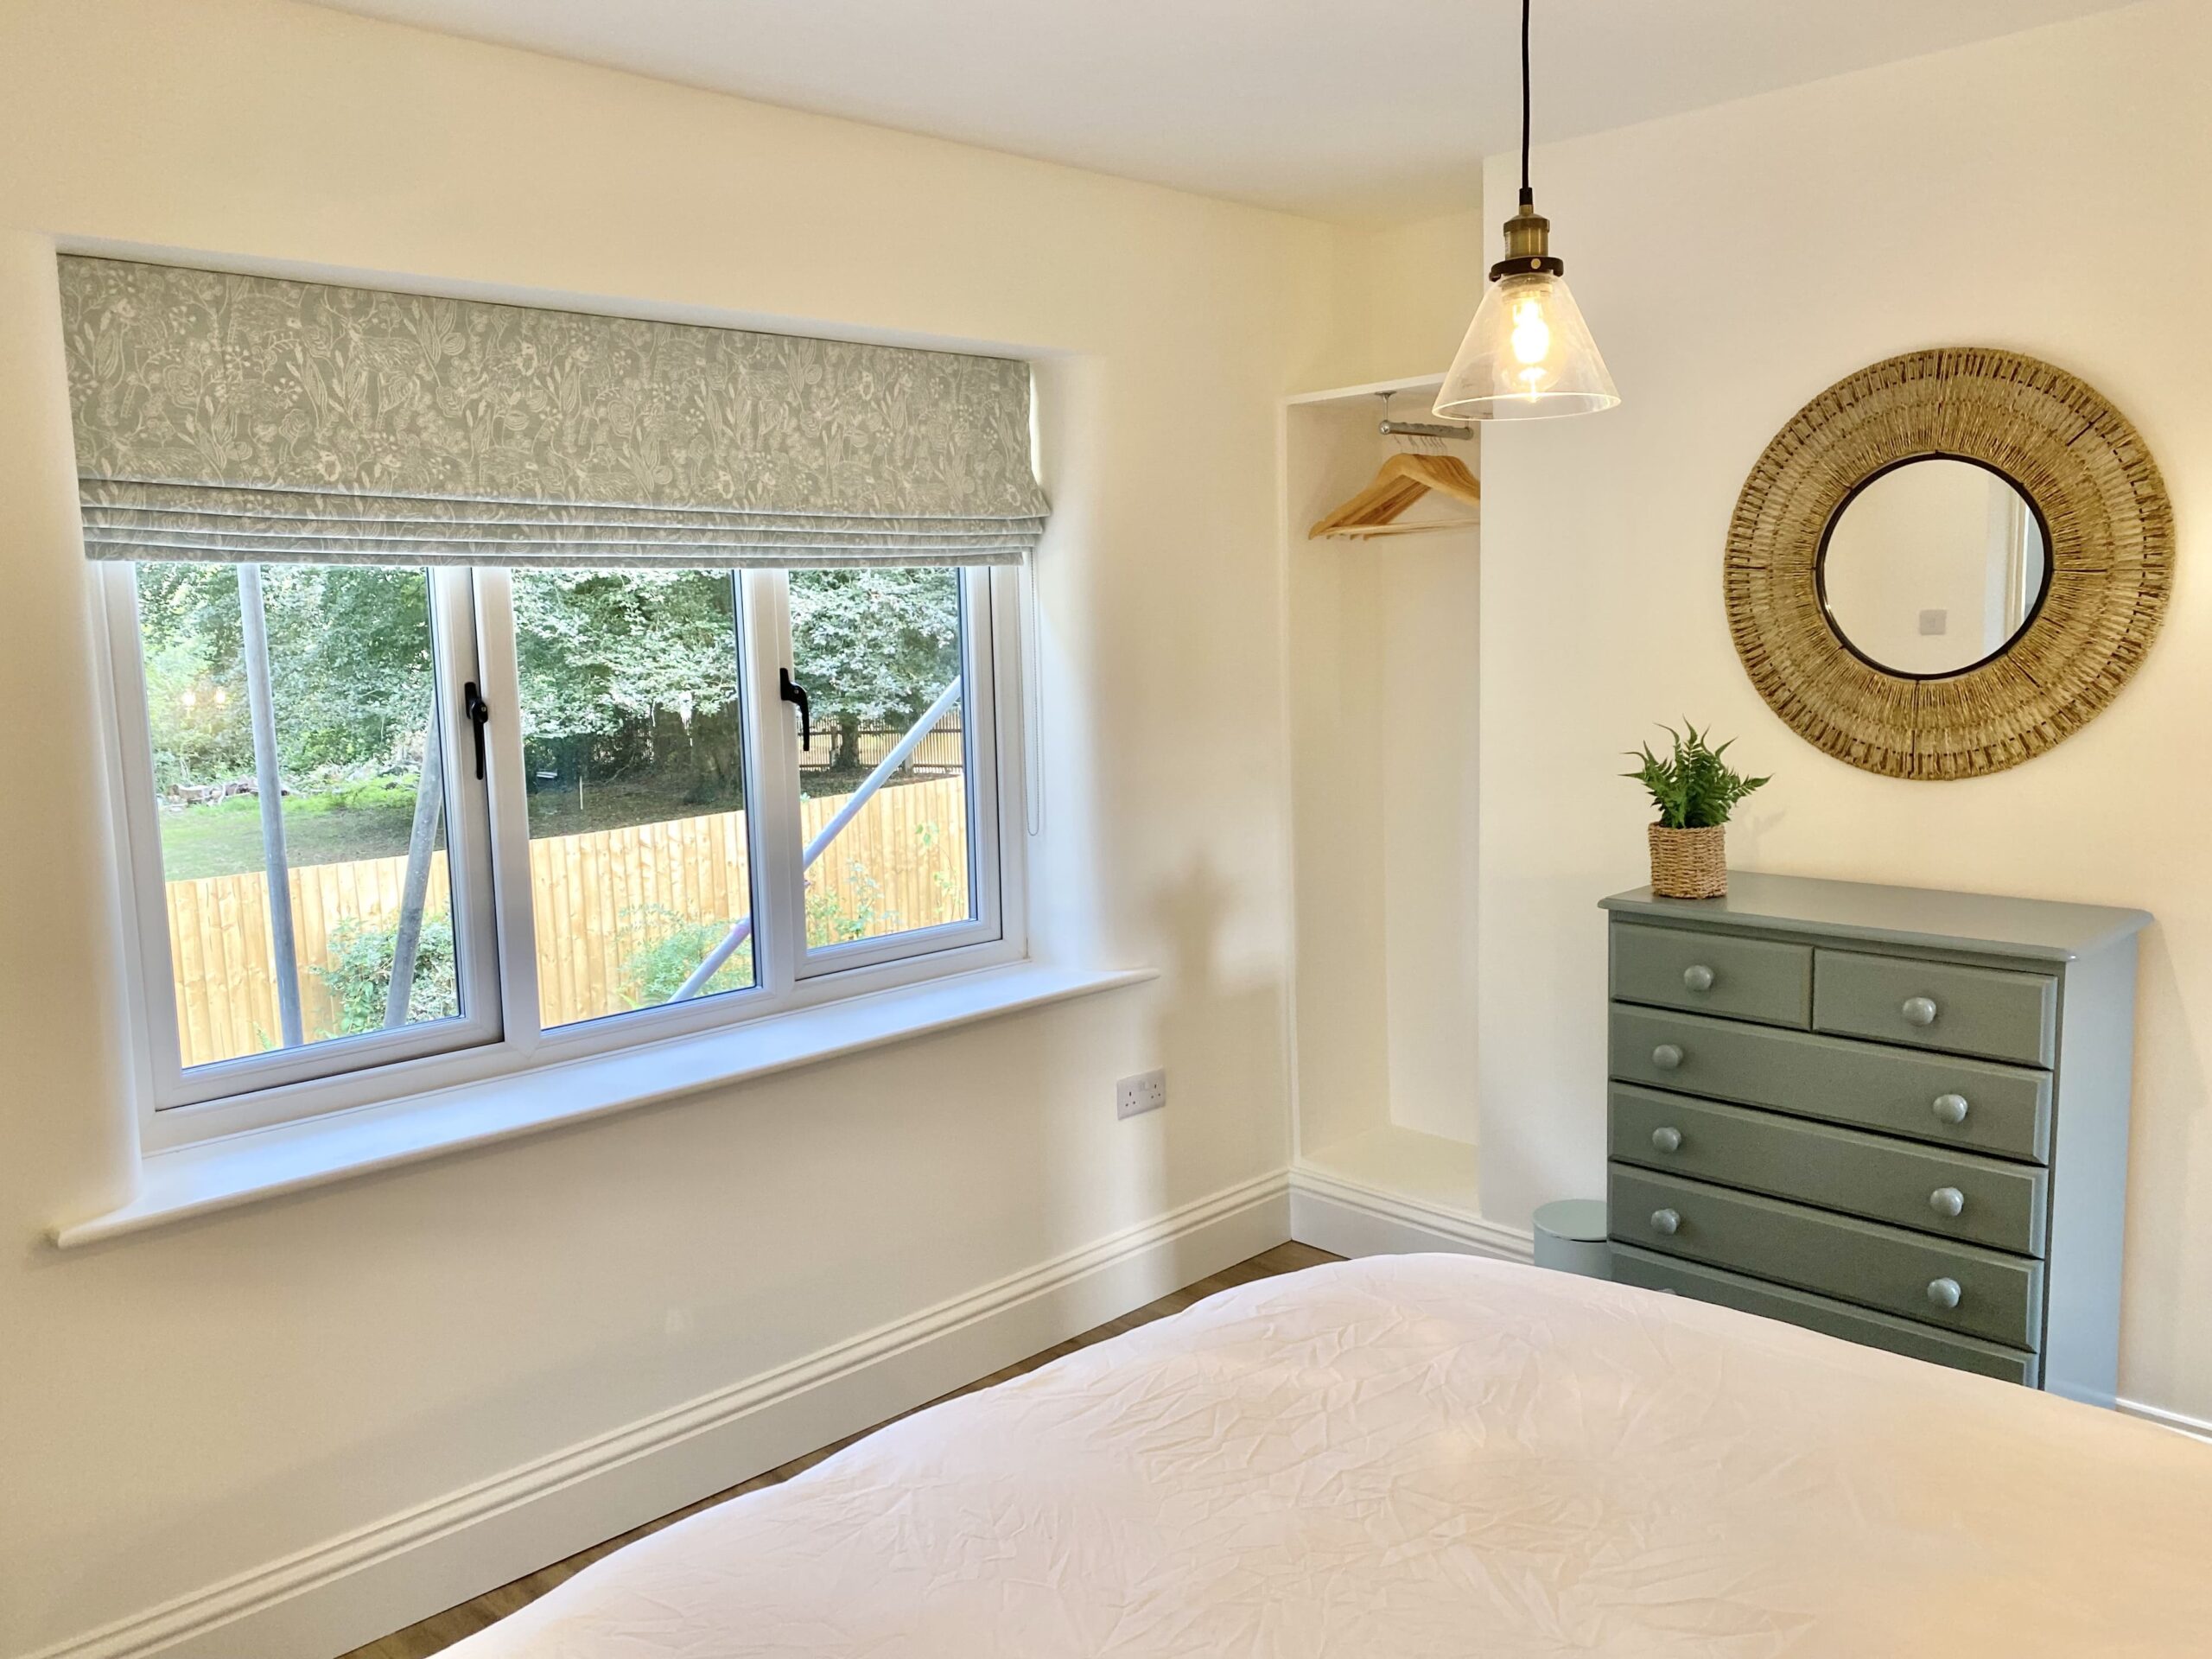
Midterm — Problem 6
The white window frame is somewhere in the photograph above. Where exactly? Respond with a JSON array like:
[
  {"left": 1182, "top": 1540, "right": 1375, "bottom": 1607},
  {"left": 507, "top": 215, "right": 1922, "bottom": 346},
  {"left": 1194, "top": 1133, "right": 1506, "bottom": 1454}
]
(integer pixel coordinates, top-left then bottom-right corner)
[
  {"left": 768, "top": 569, "right": 1007, "bottom": 980},
  {"left": 99, "top": 562, "right": 1027, "bottom": 1153},
  {"left": 99, "top": 564, "right": 505, "bottom": 1115}
]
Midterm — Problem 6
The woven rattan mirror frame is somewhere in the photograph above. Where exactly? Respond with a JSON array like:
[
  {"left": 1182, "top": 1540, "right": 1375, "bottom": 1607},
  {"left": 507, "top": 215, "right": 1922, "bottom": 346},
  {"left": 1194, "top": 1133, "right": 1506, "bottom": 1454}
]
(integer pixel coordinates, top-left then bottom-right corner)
[{"left": 1726, "top": 348, "right": 2171, "bottom": 779}]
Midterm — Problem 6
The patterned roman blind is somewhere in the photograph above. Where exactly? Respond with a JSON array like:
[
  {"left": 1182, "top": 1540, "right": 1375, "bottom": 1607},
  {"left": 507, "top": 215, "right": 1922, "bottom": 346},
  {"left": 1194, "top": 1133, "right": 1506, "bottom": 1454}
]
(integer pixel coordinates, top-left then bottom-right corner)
[{"left": 57, "top": 257, "right": 1049, "bottom": 567}]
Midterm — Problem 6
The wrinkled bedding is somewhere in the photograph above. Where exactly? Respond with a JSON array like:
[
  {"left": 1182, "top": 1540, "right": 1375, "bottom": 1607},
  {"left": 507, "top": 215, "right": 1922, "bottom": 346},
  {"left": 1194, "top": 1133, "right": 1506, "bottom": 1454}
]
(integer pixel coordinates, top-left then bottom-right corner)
[{"left": 448, "top": 1255, "right": 2212, "bottom": 1656}]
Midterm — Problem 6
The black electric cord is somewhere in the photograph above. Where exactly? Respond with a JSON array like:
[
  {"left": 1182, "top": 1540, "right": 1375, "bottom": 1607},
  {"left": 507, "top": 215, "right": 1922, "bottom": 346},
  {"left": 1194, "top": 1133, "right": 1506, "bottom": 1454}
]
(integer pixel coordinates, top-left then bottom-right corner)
[{"left": 1519, "top": 0, "right": 1534, "bottom": 206}]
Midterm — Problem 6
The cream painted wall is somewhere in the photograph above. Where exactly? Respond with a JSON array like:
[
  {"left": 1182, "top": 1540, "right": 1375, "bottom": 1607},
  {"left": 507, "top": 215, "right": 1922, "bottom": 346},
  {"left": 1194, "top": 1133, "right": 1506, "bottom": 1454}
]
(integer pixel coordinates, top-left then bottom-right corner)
[
  {"left": 1329, "top": 211, "right": 1488, "bottom": 388},
  {"left": 1281, "top": 404, "right": 1397, "bottom": 1159},
  {"left": 0, "top": 3, "right": 1369, "bottom": 1652},
  {"left": 1471, "top": 0, "right": 2212, "bottom": 1421},
  {"left": 1281, "top": 397, "right": 1482, "bottom": 1158},
  {"left": 1285, "top": 216, "right": 1490, "bottom": 1158},
  {"left": 1377, "top": 532, "right": 1482, "bottom": 1145}
]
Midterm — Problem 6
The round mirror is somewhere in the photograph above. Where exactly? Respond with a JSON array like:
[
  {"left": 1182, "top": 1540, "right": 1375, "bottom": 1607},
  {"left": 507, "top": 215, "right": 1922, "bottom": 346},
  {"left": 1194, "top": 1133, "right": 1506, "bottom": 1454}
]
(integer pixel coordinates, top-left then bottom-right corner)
[{"left": 1818, "top": 457, "right": 2050, "bottom": 678}]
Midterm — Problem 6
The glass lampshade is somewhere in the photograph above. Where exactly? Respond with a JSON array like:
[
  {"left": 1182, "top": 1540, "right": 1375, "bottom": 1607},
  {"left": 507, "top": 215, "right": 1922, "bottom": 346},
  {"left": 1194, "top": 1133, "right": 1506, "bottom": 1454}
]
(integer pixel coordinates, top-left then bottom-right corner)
[{"left": 1433, "top": 269, "right": 1620, "bottom": 421}]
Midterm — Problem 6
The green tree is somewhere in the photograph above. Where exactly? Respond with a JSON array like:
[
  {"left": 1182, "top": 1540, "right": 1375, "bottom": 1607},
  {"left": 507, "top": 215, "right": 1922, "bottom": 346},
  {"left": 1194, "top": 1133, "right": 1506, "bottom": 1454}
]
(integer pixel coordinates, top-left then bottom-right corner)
[
  {"left": 134, "top": 562, "right": 435, "bottom": 790},
  {"left": 140, "top": 638, "right": 251, "bottom": 792},
  {"left": 512, "top": 569, "right": 747, "bottom": 804},
  {"left": 788, "top": 568, "right": 960, "bottom": 772},
  {"left": 131, "top": 561, "right": 964, "bottom": 805}
]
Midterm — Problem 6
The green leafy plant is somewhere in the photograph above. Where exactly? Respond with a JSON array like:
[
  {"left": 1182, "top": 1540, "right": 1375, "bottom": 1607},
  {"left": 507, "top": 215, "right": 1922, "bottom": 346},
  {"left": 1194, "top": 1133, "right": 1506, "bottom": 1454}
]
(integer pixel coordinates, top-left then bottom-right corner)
[
  {"left": 614, "top": 906, "right": 753, "bottom": 1008},
  {"left": 309, "top": 915, "right": 459, "bottom": 1038},
  {"left": 806, "top": 858, "right": 894, "bottom": 945},
  {"left": 1624, "top": 722, "right": 1770, "bottom": 829}
]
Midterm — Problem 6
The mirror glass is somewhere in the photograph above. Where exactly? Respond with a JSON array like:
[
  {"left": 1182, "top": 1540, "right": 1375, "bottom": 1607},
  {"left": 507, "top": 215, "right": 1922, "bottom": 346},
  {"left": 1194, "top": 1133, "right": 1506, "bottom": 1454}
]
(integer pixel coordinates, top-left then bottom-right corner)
[{"left": 1820, "top": 458, "right": 2048, "bottom": 677}]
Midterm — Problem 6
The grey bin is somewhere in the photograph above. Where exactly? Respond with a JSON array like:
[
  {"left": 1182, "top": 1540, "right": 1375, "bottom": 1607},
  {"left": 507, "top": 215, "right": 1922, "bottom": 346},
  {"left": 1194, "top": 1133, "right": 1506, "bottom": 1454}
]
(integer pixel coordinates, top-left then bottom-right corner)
[{"left": 1532, "top": 1198, "right": 1611, "bottom": 1279}]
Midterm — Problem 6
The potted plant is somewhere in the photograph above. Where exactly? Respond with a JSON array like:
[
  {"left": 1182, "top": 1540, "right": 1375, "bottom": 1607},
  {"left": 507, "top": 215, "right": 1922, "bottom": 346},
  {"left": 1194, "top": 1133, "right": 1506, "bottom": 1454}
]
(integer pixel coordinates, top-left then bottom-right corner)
[{"left": 1624, "top": 722, "right": 1769, "bottom": 899}]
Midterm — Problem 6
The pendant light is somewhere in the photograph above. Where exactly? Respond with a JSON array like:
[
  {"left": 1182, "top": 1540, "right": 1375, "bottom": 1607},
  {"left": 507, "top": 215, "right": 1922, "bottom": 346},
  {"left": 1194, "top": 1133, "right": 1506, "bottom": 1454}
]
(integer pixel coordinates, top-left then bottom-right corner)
[{"left": 1433, "top": 0, "right": 1619, "bottom": 421}]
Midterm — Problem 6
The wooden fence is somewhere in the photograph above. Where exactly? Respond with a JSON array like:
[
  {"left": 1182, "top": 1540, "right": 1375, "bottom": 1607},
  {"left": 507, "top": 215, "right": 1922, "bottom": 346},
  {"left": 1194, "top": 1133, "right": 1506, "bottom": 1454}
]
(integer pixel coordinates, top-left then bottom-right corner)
[
  {"left": 162, "top": 848, "right": 457, "bottom": 1066},
  {"left": 797, "top": 721, "right": 963, "bottom": 773},
  {"left": 164, "top": 775, "right": 970, "bottom": 1067}
]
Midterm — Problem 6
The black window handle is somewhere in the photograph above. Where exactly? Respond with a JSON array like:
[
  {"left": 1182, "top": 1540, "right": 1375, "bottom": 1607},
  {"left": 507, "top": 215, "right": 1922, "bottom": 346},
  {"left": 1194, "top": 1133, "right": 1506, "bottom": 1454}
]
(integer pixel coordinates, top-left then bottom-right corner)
[
  {"left": 463, "top": 680, "right": 490, "bottom": 780},
  {"left": 779, "top": 667, "right": 811, "bottom": 751}
]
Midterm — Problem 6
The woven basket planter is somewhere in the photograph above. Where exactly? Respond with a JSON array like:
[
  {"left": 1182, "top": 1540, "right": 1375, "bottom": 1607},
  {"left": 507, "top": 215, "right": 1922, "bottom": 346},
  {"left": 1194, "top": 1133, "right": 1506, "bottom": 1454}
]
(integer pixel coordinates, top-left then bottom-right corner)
[{"left": 1649, "top": 824, "right": 1727, "bottom": 899}]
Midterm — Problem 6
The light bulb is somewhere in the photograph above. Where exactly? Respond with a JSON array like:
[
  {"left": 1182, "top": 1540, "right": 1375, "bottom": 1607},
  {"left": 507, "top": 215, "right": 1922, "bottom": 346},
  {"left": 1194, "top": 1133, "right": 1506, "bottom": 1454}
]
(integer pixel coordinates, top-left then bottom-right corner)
[
  {"left": 181, "top": 690, "right": 197, "bottom": 709},
  {"left": 1434, "top": 269, "right": 1618, "bottom": 422},
  {"left": 1510, "top": 294, "right": 1555, "bottom": 400},
  {"left": 1510, "top": 296, "right": 1551, "bottom": 367}
]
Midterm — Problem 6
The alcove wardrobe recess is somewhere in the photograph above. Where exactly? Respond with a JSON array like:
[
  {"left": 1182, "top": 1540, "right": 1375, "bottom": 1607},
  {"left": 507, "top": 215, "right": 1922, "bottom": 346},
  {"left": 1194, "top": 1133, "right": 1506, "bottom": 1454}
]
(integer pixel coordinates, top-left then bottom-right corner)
[{"left": 1282, "top": 375, "right": 1512, "bottom": 1255}]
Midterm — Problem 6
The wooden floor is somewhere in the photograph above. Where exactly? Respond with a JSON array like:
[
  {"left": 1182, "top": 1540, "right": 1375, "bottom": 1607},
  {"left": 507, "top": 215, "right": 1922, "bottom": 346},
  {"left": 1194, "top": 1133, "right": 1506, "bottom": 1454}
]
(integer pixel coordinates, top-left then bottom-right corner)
[{"left": 344, "top": 1240, "right": 1342, "bottom": 1658}]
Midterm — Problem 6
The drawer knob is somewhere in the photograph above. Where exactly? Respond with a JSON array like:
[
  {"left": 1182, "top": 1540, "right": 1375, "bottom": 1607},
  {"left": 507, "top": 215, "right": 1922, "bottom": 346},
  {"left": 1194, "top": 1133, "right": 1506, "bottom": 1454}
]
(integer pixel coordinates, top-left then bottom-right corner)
[
  {"left": 1902, "top": 995, "right": 1939, "bottom": 1027},
  {"left": 1650, "top": 1207, "right": 1681, "bottom": 1236},
  {"left": 1931, "top": 1093, "right": 1970, "bottom": 1125},
  {"left": 1929, "top": 1186, "right": 1966, "bottom": 1218},
  {"left": 1681, "top": 964, "right": 1715, "bottom": 993},
  {"left": 1925, "top": 1276, "right": 1962, "bottom": 1311},
  {"left": 1650, "top": 1126, "right": 1683, "bottom": 1154},
  {"left": 1651, "top": 1043, "right": 1684, "bottom": 1071}
]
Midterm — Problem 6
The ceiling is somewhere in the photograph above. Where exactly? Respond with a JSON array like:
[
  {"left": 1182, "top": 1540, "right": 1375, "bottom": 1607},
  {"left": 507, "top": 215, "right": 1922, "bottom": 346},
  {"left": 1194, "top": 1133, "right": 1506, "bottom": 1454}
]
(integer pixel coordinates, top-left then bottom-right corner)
[{"left": 308, "top": 0, "right": 2139, "bottom": 223}]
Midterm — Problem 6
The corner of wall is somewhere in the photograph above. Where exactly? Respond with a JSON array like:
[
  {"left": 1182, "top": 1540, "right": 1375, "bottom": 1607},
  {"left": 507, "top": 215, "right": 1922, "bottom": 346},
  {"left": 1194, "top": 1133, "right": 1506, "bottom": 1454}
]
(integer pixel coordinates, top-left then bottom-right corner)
[{"left": 1314, "top": 205, "right": 1486, "bottom": 391}]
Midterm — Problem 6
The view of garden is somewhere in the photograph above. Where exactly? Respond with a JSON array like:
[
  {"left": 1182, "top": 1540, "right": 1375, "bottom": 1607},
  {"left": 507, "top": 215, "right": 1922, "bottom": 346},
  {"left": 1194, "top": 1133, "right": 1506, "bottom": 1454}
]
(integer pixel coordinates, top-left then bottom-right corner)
[{"left": 137, "top": 563, "right": 970, "bottom": 1064}]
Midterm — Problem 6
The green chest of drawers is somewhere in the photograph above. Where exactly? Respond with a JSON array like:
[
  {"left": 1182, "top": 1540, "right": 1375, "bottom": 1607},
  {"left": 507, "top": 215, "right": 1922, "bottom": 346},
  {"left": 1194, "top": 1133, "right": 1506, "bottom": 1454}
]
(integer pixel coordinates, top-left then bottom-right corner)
[{"left": 1599, "top": 873, "right": 2147, "bottom": 1404}]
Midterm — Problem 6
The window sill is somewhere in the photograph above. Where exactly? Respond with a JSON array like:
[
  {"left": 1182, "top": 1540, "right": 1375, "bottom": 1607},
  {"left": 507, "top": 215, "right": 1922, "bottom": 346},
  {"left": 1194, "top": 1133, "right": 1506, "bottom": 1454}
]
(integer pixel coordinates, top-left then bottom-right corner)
[{"left": 52, "top": 962, "right": 1155, "bottom": 1249}]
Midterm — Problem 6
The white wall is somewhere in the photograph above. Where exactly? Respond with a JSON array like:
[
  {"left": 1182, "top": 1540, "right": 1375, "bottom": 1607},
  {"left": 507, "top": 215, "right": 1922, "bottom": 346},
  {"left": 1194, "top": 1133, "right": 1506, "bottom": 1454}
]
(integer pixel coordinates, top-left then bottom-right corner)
[
  {"left": 1282, "top": 397, "right": 1483, "bottom": 1158},
  {"left": 1288, "top": 220, "right": 1492, "bottom": 1161},
  {"left": 1281, "top": 404, "right": 1398, "bottom": 1159},
  {"left": 1329, "top": 211, "right": 1488, "bottom": 388},
  {"left": 0, "top": 4, "right": 1373, "bottom": 1653},
  {"left": 1377, "top": 530, "right": 1482, "bottom": 1145},
  {"left": 1471, "top": 0, "right": 2212, "bottom": 1424}
]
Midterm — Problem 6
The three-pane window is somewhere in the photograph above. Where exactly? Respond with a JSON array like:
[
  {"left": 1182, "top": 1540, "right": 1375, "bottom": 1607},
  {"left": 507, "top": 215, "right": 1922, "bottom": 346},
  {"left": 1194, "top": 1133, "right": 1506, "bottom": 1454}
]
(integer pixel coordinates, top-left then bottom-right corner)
[{"left": 105, "top": 562, "right": 1016, "bottom": 1138}]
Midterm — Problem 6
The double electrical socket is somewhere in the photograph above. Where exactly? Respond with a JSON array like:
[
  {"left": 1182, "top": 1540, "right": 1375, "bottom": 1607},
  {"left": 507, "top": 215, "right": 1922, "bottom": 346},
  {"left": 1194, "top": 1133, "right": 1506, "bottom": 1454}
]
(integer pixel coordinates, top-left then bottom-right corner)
[{"left": 1116, "top": 1068, "right": 1167, "bottom": 1119}]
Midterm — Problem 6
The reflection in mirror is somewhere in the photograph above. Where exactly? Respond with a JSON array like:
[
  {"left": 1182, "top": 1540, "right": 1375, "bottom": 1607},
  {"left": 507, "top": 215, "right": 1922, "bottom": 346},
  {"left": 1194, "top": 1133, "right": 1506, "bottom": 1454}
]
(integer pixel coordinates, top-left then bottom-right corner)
[{"left": 1820, "top": 458, "right": 2048, "bottom": 677}]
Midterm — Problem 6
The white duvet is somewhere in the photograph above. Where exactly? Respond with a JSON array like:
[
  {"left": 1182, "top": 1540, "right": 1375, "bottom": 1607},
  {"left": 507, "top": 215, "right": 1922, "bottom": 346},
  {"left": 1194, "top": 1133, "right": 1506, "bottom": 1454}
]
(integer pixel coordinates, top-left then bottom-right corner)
[{"left": 449, "top": 1255, "right": 2212, "bottom": 1656}]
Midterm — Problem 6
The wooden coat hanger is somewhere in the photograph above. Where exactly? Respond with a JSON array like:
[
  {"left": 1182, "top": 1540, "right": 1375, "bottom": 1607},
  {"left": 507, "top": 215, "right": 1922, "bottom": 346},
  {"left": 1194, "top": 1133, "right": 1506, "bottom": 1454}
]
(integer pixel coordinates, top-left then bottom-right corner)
[
  {"left": 1308, "top": 393, "right": 1481, "bottom": 540},
  {"left": 1307, "top": 451, "right": 1482, "bottom": 540}
]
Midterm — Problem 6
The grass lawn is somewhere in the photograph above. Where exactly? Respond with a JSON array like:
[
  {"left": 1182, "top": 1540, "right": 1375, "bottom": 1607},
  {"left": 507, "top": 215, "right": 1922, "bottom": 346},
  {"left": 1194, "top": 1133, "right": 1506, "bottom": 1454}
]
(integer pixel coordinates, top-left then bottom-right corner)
[
  {"left": 159, "top": 783, "right": 427, "bottom": 880},
  {"left": 158, "top": 766, "right": 920, "bottom": 880}
]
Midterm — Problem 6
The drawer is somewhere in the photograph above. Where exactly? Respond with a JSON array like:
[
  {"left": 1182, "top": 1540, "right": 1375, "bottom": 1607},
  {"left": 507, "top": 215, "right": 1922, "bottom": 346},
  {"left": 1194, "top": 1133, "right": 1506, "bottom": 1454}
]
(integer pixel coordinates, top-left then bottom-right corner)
[
  {"left": 1610, "top": 923, "right": 1811, "bottom": 1028},
  {"left": 1609, "top": 1165, "right": 2044, "bottom": 1348},
  {"left": 1609, "top": 1086, "right": 2047, "bottom": 1254},
  {"left": 1610, "top": 1245, "right": 2037, "bottom": 1386},
  {"left": 1813, "top": 950, "right": 2056, "bottom": 1067},
  {"left": 1610, "top": 1004, "right": 2051, "bottom": 1163}
]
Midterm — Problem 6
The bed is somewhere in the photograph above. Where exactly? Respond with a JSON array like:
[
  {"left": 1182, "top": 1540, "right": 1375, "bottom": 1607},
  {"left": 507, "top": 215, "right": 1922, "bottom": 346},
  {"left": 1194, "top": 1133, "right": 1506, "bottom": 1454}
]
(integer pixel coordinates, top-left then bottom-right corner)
[{"left": 448, "top": 1255, "right": 2212, "bottom": 1656}]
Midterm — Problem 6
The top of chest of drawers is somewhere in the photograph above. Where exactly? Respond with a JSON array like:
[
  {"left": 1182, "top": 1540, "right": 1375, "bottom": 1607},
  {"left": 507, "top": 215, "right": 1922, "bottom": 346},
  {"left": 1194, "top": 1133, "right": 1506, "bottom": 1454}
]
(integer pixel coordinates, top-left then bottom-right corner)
[{"left": 1600, "top": 873, "right": 2148, "bottom": 964}]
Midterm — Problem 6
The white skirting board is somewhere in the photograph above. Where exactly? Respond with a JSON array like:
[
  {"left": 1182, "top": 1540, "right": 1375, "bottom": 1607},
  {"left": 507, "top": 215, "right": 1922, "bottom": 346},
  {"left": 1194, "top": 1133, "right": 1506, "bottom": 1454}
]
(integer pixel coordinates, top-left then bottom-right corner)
[
  {"left": 1287, "top": 1162, "right": 1535, "bottom": 1264},
  {"left": 2118, "top": 1396, "right": 2212, "bottom": 1444},
  {"left": 28, "top": 1171, "right": 1293, "bottom": 1659}
]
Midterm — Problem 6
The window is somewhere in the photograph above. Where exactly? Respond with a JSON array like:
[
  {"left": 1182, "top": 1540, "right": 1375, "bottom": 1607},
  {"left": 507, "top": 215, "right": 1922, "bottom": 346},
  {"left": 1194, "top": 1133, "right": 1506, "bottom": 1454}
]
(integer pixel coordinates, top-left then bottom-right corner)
[
  {"left": 786, "top": 566, "right": 992, "bottom": 961},
  {"left": 512, "top": 568, "right": 761, "bottom": 1027},
  {"left": 110, "top": 562, "right": 501, "bottom": 1108},
  {"left": 104, "top": 561, "right": 1020, "bottom": 1137},
  {"left": 64, "top": 255, "right": 1045, "bottom": 1146}
]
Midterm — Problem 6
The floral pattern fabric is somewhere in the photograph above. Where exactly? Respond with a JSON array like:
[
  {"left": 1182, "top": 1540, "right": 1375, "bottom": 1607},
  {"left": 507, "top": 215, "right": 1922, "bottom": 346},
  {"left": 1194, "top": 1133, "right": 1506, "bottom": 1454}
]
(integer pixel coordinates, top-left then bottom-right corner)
[{"left": 59, "top": 257, "right": 1048, "bottom": 566}]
